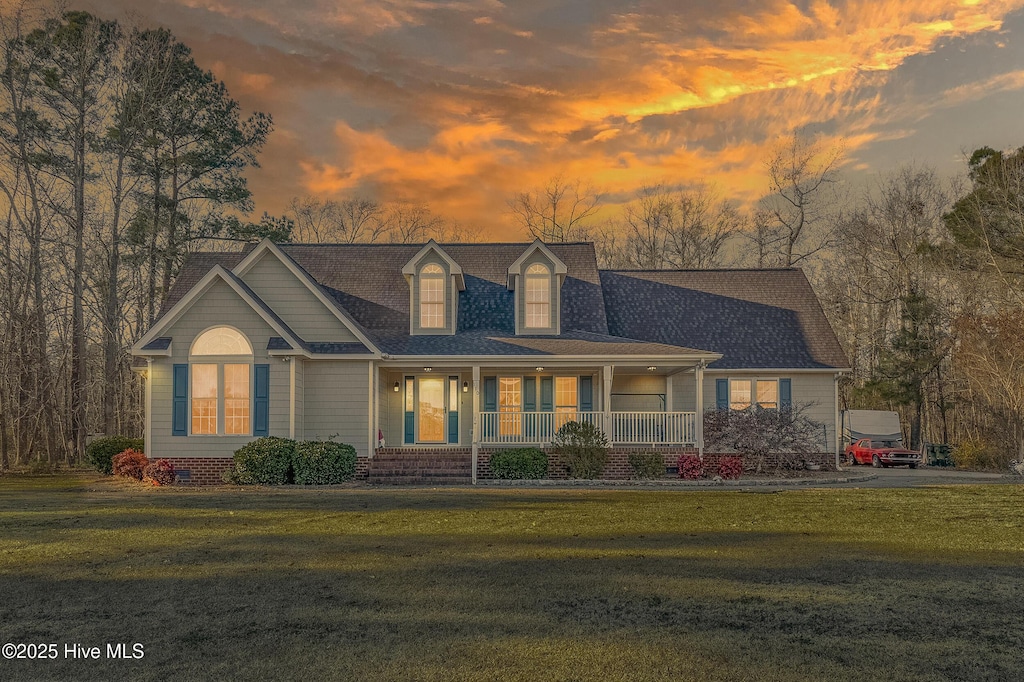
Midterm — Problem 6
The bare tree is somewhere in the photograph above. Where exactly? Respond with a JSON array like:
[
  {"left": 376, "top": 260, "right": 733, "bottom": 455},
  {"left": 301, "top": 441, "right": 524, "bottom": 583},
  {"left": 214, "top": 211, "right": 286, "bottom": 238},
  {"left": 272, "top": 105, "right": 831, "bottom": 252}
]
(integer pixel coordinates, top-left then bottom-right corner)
[
  {"left": 508, "top": 174, "right": 601, "bottom": 242},
  {"left": 288, "top": 195, "right": 385, "bottom": 243},
  {"left": 381, "top": 202, "right": 443, "bottom": 243},
  {"left": 753, "top": 133, "right": 844, "bottom": 267}
]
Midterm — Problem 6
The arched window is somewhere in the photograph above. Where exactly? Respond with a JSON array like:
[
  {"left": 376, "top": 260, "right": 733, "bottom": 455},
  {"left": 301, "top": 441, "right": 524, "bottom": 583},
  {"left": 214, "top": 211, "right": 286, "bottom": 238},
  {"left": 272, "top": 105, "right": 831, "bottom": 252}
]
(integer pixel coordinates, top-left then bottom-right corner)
[
  {"left": 191, "top": 326, "right": 252, "bottom": 355},
  {"left": 189, "top": 327, "right": 252, "bottom": 435},
  {"left": 419, "top": 263, "right": 445, "bottom": 329},
  {"left": 524, "top": 263, "right": 551, "bottom": 328}
]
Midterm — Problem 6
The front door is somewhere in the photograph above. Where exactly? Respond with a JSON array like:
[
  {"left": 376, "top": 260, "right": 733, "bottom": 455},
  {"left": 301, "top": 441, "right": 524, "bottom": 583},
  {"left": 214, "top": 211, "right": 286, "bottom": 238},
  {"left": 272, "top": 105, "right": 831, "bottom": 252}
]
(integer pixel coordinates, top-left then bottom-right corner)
[{"left": 417, "top": 377, "right": 446, "bottom": 443}]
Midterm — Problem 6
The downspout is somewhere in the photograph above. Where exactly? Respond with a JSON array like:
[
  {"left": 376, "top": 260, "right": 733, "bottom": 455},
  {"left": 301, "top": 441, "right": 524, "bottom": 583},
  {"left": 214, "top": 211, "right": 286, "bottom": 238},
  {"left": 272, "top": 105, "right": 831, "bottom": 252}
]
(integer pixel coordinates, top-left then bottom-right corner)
[{"left": 834, "top": 371, "right": 842, "bottom": 470}]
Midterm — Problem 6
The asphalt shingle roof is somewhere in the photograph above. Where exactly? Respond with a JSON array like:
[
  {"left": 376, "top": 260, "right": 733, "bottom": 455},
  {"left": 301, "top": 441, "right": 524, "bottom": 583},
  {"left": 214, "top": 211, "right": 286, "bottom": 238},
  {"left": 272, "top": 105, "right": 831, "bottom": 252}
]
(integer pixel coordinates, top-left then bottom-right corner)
[
  {"left": 599, "top": 269, "right": 849, "bottom": 369},
  {"left": 154, "top": 244, "right": 845, "bottom": 368}
]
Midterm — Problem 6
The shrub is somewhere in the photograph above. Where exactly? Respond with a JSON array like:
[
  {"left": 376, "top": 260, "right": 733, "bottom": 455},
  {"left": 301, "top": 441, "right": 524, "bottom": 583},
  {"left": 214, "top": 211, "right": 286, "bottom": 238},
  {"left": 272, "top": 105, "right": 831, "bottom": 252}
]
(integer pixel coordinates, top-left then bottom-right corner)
[
  {"left": 703, "top": 404, "right": 824, "bottom": 474},
  {"left": 628, "top": 452, "right": 665, "bottom": 480},
  {"left": 552, "top": 420, "right": 609, "bottom": 479},
  {"left": 952, "top": 438, "right": 1007, "bottom": 470},
  {"left": 229, "top": 437, "right": 296, "bottom": 485},
  {"left": 678, "top": 454, "right": 705, "bottom": 480},
  {"left": 143, "top": 459, "right": 176, "bottom": 486},
  {"left": 292, "top": 441, "right": 357, "bottom": 485},
  {"left": 87, "top": 436, "right": 144, "bottom": 475},
  {"left": 718, "top": 456, "right": 743, "bottom": 480},
  {"left": 112, "top": 449, "right": 149, "bottom": 481},
  {"left": 28, "top": 458, "right": 52, "bottom": 474},
  {"left": 490, "top": 448, "right": 548, "bottom": 479}
]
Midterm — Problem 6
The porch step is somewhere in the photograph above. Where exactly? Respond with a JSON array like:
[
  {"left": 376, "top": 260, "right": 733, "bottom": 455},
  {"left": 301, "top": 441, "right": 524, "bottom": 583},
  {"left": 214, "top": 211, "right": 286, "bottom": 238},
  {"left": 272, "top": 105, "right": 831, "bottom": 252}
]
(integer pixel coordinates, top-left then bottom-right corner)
[{"left": 366, "top": 453, "right": 473, "bottom": 485}]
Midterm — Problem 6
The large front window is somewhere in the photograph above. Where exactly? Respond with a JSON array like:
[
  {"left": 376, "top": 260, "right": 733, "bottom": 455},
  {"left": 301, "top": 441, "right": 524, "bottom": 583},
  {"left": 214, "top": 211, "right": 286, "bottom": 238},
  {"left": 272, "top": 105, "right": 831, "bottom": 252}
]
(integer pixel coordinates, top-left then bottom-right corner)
[
  {"left": 419, "top": 263, "right": 445, "bottom": 328},
  {"left": 555, "top": 376, "right": 578, "bottom": 427},
  {"left": 729, "top": 378, "right": 779, "bottom": 410},
  {"left": 190, "top": 327, "right": 252, "bottom": 435},
  {"left": 524, "top": 263, "right": 551, "bottom": 328},
  {"left": 499, "top": 377, "right": 522, "bottom": 436}
]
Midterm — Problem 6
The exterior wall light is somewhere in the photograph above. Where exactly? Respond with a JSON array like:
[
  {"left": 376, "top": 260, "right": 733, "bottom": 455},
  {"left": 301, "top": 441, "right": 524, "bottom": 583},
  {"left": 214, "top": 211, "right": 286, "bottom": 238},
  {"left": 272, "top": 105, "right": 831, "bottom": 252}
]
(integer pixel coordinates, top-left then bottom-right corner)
[
  {"left": 393, "top": 381, "right": 400, "bottom": 392},
  {"left": 647, "top": 366, "right": 657, "bottom": 371},
  {"left": 462, "top": 381, "right": 469, "bottom": 392},
  {"left": 535, "top": 366, "right": 544, "bottom": 372},
  {"left": 423, "top": 367, "right": 433, "bottom": 372}
]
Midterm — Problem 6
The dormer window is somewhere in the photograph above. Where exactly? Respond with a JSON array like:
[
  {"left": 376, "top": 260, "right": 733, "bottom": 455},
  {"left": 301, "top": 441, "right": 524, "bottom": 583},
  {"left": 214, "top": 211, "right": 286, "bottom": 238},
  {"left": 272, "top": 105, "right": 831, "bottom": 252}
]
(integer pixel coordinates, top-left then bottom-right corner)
[
  {"left": 524, "top": 264, "right": 551, "bottom": 329},
  {"left": 419, "top": 263, "right": 445, "bottom": 328}
]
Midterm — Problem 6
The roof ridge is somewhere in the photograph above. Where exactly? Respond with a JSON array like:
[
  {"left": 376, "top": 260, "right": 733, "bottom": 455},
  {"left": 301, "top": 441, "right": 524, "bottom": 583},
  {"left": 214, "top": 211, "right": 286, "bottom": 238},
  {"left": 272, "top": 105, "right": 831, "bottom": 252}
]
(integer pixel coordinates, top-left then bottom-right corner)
[{"left": 602, "top": 267, "right": 801, "bottom": 273}]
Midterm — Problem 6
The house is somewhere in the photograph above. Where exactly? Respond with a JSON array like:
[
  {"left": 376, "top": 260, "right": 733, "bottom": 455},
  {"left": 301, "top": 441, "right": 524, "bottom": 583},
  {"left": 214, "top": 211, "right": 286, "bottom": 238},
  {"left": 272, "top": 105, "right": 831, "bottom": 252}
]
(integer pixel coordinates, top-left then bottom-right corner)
[{"left": 131, "top": 238, "right": 850, "bottom": 484}]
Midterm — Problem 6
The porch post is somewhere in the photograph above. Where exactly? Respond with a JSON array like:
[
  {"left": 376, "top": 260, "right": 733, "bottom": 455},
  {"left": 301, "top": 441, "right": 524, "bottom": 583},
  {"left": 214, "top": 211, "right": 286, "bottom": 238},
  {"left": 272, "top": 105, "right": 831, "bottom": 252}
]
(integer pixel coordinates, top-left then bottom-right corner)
[
  {"left": 603, "top": 365, "right": 613, "bottom": 443},
  {"left": 695, "top": 360, "right": 705, "bottom": 457},
  {"left": 472, "top": 365, "right": 480, "bottom": 484},
  {"left": 367, "top": 362, "right": 376, "bottom": 459}
]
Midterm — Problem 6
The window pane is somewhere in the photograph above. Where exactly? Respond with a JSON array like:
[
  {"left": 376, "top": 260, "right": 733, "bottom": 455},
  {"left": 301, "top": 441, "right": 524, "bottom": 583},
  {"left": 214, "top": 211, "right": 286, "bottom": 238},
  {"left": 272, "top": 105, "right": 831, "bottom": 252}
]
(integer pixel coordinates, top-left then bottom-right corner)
[
  {"left": 729, "top": 379, "right": 751, "bottom": 411},
  {"left": 555, "top": 376, "right": 577, "bottom": 428},
  {"left": 499, "top": 377, "right": 521, "bottom": 436},
  {"left": 524, "top": 271, "right": 550, "bottom": 328},
  {"left": 756, "top": 380, "right": 778, "bottom": 409},
  {"left": 420, "top": 276, "right": 445, "bottom": 328},
  {"left": 449, "top": 377, "right": 459, "bottom": 412},
  {"left": 191, "top": 364, "right": 217, "bottom": 434},
  {"left": 225, "top": 364, "right": 250, "bottom": 434},
  {"left": 405, "top": 377, "right": 414, "bottom": 411},
  {"left": 192, "top": 327, "right": 252, "bottom": 355}
]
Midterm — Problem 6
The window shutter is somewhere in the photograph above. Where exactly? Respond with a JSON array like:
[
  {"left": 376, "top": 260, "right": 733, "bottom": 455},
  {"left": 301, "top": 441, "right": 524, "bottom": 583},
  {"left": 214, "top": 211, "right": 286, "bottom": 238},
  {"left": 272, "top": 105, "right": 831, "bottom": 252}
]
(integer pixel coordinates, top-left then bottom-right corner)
[
  {"left": 172, "top": 364, "right": 188, "bottom": 436},
  {"left": 404, "top": 376, "right": 415, "bottom": 444},
  {"left": 523, "top": 376, "right": 537, "bottom": 412},
  {"left": 483, "top": 376, "right": 497, "bottom": 411},
  {"left": 779, "top": 378, "right": 792, "bottom": 410},
  {"left": 448, "top": 376, "right": 459, "bottom": 444},
  {"left": 716, "top": 378, "right": 729, "bottom": 410},
  {"left": 540, "top": 376, "right": 553, "bottom": 411},
  {"left": 253, "top": 364, "right": 270, "bottom": 436},
  {"left": 579, "top": 376, "right": 593, "bottom": 411}
]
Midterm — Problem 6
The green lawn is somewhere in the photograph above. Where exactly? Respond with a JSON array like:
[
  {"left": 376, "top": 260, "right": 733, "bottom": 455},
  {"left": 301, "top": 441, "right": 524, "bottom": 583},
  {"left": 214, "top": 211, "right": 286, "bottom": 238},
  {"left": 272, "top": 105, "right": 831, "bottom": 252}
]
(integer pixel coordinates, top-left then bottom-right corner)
[{"left": 1, "top": 473, "right": 1022, "bottom": 681}]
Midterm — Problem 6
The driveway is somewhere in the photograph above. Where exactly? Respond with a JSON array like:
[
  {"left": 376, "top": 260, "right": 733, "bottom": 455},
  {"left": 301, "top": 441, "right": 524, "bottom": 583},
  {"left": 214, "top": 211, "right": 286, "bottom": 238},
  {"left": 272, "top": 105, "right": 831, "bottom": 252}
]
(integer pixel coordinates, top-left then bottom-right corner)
[{"left": 816, "top": 465, "right": 1011, "bottom": 489}]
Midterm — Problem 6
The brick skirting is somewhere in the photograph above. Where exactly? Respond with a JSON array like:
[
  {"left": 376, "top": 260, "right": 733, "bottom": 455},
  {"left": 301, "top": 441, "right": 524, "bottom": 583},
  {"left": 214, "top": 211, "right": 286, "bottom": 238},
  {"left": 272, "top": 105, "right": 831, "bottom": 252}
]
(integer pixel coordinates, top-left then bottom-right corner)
[{"left": 168, "top": 457, "right": 234, "bottom": 486}]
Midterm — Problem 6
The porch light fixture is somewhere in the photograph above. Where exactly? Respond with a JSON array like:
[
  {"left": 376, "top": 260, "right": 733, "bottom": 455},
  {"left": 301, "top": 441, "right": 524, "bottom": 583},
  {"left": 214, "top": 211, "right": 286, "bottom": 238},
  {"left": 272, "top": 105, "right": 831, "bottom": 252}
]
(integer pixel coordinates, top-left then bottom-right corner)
[
  {"left": 393, "top": 381, "right": 400, "bottom": 392},
  {"left": 423, "top": 367, "right": 433, "bottom": 372},
  {"left": 535, "top": 366, "right": 544, "bottom": 372},
  {"left": 462, "top": 381, "right": 469, "bottom": 393},
  {"left": 647, "top": 366, "right": 657, "bottom": 372}
]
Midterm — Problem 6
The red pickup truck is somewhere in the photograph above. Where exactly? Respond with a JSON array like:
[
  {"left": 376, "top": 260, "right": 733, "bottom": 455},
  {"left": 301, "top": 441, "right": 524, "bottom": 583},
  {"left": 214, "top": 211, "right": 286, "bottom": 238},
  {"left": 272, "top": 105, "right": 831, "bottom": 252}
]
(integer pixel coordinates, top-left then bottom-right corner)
[{"left": 845, "top": 438, "right": 921, "bottom": 468}]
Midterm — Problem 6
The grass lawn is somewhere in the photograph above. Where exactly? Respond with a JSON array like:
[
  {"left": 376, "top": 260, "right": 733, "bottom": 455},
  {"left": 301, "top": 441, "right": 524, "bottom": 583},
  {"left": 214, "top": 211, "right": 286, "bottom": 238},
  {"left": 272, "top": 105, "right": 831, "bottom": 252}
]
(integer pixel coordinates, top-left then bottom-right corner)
[{"left": 1, "top": 473, "right": 1023, "bottom": 681}]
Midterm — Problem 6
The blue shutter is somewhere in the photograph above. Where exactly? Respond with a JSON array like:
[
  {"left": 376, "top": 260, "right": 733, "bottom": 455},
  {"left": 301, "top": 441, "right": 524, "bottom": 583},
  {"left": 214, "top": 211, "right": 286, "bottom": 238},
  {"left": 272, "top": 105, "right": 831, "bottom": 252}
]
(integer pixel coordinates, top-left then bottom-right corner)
[
  {"left": 716, "top": 378, "right": 729, "bottom": 411},
  {"left": 540, "top": 377, "right": 553, "bottom": 412},
  {"left": 253, "top": 364, "right": 269, "bottom": 436},
  {"left": 482, "top": 376, "right": 497, "bottom": 439},
  {"left": 404, "top": 376, "right": 415, "bottom": 444},
  {"left": 579, "top": 376, "right": 593, "bottom": 411},
  {"left": 172, "top": 364, "right": 188, "bottom": 436},
  {"left": 779, "top": 378, "right": 792, "bottom": 410},
  {"left": 448, "top": 376, "right": 459, "bottom": 444},
  {"left": 523, "top": 377, "right": 537, "bottom": 412}
]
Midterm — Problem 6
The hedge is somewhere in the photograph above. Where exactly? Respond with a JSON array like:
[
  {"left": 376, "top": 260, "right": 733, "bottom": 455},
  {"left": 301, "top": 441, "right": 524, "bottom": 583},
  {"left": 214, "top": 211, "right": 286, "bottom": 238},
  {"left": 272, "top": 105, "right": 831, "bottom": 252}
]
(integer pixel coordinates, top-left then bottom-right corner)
[
  {"left": 628, "top": 452, "right": 665, "bottom": 479},
  {"left": 87, "top": 436, "right": 145, "bottom": 475},
  {"left": 489, "top": 448, "right": 548, "bottom": 479},
  {"left": 229, "top": 437, "right": 296, "bottom": 485},
  {"left": 112, "top": 449, "right": 149, "bottom": 481},
  {"left": 292, "top": 441, "right": 357, "bottom": 485},
  {"left": 552, "top": 421, "right": 609, "bottom": 479}
]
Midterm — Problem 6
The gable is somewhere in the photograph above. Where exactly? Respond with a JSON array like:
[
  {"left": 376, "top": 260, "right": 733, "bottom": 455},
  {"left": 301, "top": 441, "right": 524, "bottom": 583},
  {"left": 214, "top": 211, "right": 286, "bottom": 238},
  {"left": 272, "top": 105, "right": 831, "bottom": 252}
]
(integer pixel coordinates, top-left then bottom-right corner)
[
  {"left": 159, "top": 278, "right": 281, "bottom": 358},
  {"left": 238, "top": 249, "right": 358, "bottom": 342}
]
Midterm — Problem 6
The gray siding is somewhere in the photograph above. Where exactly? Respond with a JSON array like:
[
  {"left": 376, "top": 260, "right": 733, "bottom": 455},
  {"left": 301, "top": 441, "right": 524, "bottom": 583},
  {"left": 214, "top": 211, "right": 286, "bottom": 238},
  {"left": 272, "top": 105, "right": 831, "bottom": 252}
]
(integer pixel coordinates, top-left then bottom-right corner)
[
  {"left": 302, "top": 360, "right": 371, "bottom": 457},
  {"left": 150, "top": 278, "right": 289, "bottom": 459},
  {"left": 671, "top": 370, "right": 837, "bottom": 450},
  {"left": 239, "top": 250, "right": 358, "bottom": 341},
  {"left": 610, "top": 374, "right": 666, "bottom": 412},
  {"left": 293, "top": 359, "right": 304, "bottom": 438}
]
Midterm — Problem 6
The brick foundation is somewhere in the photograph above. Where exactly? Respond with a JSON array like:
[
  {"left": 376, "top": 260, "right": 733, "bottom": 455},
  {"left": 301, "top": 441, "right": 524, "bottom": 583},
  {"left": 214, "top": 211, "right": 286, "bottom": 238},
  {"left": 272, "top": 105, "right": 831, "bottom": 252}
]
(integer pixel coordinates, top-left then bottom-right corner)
[{"left": 167, "top": 457, "right": 234, "bottom": 486}]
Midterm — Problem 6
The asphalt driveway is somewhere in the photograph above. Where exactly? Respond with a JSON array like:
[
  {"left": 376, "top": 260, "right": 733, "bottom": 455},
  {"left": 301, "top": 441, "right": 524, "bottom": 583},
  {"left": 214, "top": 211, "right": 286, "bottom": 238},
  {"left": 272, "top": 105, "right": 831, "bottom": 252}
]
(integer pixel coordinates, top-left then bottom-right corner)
[{"left": 820, "top": 465, "right": 1011, "bottom": 488}]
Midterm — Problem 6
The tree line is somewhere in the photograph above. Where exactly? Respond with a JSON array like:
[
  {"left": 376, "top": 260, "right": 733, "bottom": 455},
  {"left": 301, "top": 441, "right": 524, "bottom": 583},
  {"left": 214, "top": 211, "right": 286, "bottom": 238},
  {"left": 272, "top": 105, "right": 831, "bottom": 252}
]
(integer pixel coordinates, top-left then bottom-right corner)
[{"left": 1, "top": 6, "right": 1021, "bottom": 469}]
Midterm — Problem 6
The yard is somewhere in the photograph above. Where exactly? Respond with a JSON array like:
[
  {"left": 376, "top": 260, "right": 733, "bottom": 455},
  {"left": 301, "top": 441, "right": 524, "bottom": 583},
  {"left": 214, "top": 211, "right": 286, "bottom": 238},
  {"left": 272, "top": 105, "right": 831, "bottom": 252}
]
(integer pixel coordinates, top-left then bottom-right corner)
[{"left": 1, "top": 474, "right": 1022, "bottom": 681}]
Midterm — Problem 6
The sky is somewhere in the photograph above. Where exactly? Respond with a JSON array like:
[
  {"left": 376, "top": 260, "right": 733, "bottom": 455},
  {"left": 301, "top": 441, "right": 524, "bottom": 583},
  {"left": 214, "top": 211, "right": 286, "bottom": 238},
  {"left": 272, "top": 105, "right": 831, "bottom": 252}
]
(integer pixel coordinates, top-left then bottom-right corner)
[{"left": 78, "top": 0, "right": 1024, "bottom": 239}]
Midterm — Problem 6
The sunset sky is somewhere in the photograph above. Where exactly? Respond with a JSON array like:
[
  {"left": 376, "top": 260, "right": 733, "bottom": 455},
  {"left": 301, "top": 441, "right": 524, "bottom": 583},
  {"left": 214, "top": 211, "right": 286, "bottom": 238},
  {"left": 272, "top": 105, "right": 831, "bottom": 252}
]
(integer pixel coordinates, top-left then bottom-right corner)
[{"left": 82, "top": 0, "right": 1024, "bottom": 239}]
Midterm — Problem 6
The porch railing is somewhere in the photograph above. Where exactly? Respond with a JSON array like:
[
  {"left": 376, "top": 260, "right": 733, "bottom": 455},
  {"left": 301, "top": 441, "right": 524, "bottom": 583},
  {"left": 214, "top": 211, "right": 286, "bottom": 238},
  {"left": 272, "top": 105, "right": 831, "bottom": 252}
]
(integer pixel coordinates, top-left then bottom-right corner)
[{"left": 477, "top": 411, "right": 696, "bottom": 446}]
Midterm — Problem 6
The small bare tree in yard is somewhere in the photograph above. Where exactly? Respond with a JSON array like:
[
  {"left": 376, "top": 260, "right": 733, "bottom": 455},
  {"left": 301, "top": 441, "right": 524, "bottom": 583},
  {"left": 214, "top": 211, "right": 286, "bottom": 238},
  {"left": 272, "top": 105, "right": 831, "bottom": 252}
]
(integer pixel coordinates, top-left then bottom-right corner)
[
  {"left": 508, "top": 174, "right": 601, "bottom": 242},
  {"left": 704, "top": 405, "right": 824, "bottom": 474},
  {"left": 751, "top": 133, "right": 844, "bottom": 267}
]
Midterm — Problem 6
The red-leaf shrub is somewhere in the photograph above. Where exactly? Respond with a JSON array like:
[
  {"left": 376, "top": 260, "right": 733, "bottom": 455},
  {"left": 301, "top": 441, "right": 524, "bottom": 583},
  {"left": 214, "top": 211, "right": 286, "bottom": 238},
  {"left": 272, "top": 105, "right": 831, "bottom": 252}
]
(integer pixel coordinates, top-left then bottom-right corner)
[
  {"left": 112, "top": 449, "right": 149, "bottom": 481},
  {"left": 143, "top": 459, "right": 176, "bottom": 486},
  {"left": 678, "top": 454, "right": 705, "bottom": 480},
  {"left": 718, "top": 456, "right": 743, "bottom": 480}
]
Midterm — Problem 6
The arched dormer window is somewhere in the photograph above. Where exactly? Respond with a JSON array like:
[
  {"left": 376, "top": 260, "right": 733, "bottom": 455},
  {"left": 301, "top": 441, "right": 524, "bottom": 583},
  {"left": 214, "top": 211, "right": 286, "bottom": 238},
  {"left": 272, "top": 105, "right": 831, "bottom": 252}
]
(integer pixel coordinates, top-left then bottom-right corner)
[
  {"left": 524, "top": 263, "right": 551, "bottom": 329},
  {"left": 419, "top": 263, "right": 445, "bottom": 329},
  {"left": 189, "top": 327, "right": 252, "bottom": 435}
]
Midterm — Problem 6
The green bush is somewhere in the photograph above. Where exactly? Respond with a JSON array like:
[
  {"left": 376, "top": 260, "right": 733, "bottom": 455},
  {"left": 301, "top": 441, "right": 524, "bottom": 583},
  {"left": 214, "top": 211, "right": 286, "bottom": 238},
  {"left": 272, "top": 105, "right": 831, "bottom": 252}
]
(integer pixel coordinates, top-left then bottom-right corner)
[
  {"left": 490, "top": 448, "right": 548, "bottom": 479},
  {"left": 628, "top": 452, "right": 665, "bottom": 479},
  {"left": 292, "top": 441, "right": 357, "bottom": 485},
  {"left": 87, "top": 436, "right": 144, "bottom": 475},
  {"left": 552, "top": 420, "right": 609, "bottom": 479},
  {"left": 229, "top": 437, "right": 296, "bottom": 485}
]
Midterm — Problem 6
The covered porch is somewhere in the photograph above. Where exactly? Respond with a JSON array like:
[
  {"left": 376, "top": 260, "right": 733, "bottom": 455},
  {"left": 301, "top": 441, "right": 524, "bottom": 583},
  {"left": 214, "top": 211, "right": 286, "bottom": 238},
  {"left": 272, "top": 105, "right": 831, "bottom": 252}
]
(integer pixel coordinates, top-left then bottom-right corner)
[{"left": 375, "top": 360, "right": 711, "bottom": 452}]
